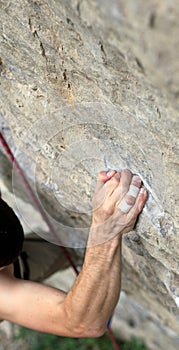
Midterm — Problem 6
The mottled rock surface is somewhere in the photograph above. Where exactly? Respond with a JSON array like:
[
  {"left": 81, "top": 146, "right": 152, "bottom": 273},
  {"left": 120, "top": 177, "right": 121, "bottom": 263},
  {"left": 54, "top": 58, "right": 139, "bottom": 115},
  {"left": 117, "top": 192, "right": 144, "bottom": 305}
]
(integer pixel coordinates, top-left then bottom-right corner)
[{"left": 0, "top": 1, "right": 178, "bottom": 349}]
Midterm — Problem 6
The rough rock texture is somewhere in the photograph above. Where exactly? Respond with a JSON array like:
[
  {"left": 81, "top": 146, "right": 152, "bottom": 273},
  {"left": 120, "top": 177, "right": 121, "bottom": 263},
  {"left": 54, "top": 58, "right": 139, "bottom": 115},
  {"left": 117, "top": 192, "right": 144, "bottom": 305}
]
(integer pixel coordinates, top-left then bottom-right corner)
[{"left": 0, "top": 0, "right": 179, "bottom": 349}]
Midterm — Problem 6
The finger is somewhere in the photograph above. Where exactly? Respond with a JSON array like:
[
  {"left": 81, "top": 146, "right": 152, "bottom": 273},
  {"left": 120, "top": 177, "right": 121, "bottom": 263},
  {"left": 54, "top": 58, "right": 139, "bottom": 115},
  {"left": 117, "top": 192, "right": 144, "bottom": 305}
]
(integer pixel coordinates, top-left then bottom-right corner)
[
  {"left": 93, "top": 170, "right": 117, "bottom": 211},
  {"left": 117, "top": 175, "right": 142, "bottom": 213},
  {"left": 118, "top": 175, "right": 142, "bottom": 213},
  {"left": 94, "top": 170, "right": 116, "bottom": 194},
  {"left": 112, "top": 174, "right": 142, "bottom": 207},
  {"left": 119, "top": 169, "right": 133, "bottom": 197},
  {"left": 104, "top": 171, "right": 121, "bottom": 196},
  {"left": 94, "top": 170, "right": 116, "bottom": 202},
  {"left": 128, "top": 187, "right": 148, "bottom": 217},
  {"left": 98, "top": 170, "right": 116, "bottom": 183},
  {"left": 111, "top": 168, "right": 133, "bottom": 204}
]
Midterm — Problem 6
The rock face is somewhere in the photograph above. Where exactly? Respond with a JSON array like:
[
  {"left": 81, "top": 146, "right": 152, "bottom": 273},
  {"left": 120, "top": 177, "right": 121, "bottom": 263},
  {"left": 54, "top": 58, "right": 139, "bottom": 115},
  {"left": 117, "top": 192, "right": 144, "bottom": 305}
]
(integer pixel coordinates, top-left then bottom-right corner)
[{"left": 0, "top": 0, "right": 178, "bottom": 349}]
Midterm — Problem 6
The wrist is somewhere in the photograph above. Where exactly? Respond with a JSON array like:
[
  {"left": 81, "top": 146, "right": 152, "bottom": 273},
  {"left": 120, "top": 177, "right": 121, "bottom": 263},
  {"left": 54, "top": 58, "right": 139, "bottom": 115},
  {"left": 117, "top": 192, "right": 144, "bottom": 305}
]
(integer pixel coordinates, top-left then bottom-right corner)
[
  {"left": 88, "top": 218, "right": 123, "bottom": 247},
  {"left": 84, "top": 230, "right": 122, "bottom": 273},
  {"left": 87, "top": 224, "right": 122, "bottom": 250}
]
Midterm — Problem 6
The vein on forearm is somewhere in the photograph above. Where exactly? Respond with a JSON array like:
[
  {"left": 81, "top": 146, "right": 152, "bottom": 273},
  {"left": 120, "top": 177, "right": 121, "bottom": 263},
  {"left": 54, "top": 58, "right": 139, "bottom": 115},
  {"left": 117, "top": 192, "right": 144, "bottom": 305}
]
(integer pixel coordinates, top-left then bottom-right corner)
[{"left": 63, "top": 235, "right": 122, "bottom": 331}]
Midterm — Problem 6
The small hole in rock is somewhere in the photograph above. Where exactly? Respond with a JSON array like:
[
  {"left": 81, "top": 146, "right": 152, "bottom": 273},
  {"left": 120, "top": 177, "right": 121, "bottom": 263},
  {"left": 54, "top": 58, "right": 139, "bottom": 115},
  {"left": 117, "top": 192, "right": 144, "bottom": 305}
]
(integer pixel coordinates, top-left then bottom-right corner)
[{"left": 128, "top": 319, "right": 135, "bottom": 327}]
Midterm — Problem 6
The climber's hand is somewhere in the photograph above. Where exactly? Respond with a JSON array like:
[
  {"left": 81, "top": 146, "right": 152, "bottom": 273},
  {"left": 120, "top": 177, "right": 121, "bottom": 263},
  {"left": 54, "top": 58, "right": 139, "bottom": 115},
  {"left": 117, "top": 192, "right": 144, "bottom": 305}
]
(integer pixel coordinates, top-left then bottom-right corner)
[{"left": 91, "top": 169, "right": 148, "bottom": 239}]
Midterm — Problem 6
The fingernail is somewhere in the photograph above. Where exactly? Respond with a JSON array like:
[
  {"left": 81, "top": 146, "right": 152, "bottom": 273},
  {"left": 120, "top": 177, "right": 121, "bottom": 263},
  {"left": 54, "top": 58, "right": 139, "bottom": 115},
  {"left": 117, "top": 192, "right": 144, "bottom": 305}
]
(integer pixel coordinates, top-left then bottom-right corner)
[{"left": 139, "top": 187, "right": 146, "bottom": 194}]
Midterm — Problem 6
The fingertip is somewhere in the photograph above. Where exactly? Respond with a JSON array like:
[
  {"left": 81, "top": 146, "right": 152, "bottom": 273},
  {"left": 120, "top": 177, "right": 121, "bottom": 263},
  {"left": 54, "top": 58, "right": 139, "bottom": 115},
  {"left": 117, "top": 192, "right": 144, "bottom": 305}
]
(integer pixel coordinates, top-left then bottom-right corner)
[
  {"left": 106, "top": 170, "right": 116, "bottom": 178},
  {"left": 138, "top": 188, "right": 148, "bottom": 210},
  {"left": 129, "top": 187, "right": 148, "bottom": 216},
  {"left": 97, "top": 169, "right": 116, "bottom": 183},
  {"left": 139, "top": 187, "right": 148, "bottom": 197},
  {"left": 97, "top": 171, "right": 110, "bottom": 183}
]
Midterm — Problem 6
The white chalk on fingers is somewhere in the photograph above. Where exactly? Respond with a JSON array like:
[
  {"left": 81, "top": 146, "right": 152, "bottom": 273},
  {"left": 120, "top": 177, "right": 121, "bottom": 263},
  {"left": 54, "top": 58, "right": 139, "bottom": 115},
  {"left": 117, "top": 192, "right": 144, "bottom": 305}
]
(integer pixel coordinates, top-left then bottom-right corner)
[
  {"left": 127, "top": 184, "right": 140, "bottom": 198},
  {"left": 118, "top": 198, "right": 133, "bottom": 213}
]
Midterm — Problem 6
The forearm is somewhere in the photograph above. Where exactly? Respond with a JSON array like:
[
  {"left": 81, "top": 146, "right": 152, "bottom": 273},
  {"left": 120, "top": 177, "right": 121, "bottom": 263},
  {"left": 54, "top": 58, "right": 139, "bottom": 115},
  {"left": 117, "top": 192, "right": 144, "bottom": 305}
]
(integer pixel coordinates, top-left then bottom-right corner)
[{"left": 63, "top": 231, "right": 122, "bottom": 337}]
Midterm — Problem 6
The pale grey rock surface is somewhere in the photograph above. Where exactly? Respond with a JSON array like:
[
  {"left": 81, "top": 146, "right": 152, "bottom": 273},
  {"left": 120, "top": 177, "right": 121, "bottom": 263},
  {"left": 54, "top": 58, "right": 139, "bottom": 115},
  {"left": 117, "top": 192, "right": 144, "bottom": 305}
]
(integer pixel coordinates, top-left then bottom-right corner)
[{"left": 0, "top": 1, "right": 179, "bottom": 349}]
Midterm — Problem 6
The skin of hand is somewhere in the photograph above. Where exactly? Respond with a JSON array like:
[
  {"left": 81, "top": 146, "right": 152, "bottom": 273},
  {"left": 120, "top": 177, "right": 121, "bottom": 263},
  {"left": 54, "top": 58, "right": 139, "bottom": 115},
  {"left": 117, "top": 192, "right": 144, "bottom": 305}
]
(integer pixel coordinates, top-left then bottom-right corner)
[
  {"left": 89, "top": 169, "right": 148, "bottom": 245},
  {"left": 0, "top": 169, "right": 148, "bottom": 338},
  {"left": 63, "top": 169, "right": 148, "bottom": 335}
]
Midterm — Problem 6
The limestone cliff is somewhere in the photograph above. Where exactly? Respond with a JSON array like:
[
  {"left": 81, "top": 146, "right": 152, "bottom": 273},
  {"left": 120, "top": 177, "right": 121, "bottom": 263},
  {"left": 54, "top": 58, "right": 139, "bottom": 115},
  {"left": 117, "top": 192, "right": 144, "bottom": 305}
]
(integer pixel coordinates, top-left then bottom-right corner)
[{"left": 0, "top": 1, "right": 178, "bottom": 349}]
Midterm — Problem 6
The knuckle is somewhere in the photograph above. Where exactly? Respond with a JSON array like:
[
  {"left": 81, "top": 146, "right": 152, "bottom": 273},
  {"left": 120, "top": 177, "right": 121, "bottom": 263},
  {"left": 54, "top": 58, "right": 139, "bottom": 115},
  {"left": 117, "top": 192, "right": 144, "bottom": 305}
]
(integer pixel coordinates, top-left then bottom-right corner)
[
  {"left": 103, "top": 203, "right": 114, "bottom": 215},
  {"left": 131, "top": 175, "right": 142, "bottom": 187},
  {"left": 119, "top": 184, "right": 128, "bottom": 196},
  {"left": 121, "top": 169, "right": 132, "bottom": 177},
  {"left": 125, "top": 195, "right": 135, "bottom": 206},
  {"left": 111, "top": 175, "right": 120, "bottom": 184}
]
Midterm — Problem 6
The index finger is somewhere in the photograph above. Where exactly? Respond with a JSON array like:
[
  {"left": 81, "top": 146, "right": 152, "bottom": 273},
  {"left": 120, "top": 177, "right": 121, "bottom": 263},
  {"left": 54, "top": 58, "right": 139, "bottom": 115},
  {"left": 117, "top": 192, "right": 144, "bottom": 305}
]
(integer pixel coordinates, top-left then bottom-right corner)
[{"left": 95, "top": 170, "right": 116, "bottom": 192}]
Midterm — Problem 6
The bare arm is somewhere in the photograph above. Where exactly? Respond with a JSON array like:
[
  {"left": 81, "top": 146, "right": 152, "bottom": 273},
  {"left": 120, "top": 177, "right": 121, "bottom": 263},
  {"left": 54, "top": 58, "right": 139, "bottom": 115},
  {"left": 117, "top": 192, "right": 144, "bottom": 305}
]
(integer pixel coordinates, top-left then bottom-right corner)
[
  {"left": 0, "top": 169, "right": 147, "bottom": 337},
  {"left": 63, "top": 169, "right": 147, "bottom": 336},
  {"left": 63, "top": 235, "right": 123, "bottom": 337}
]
